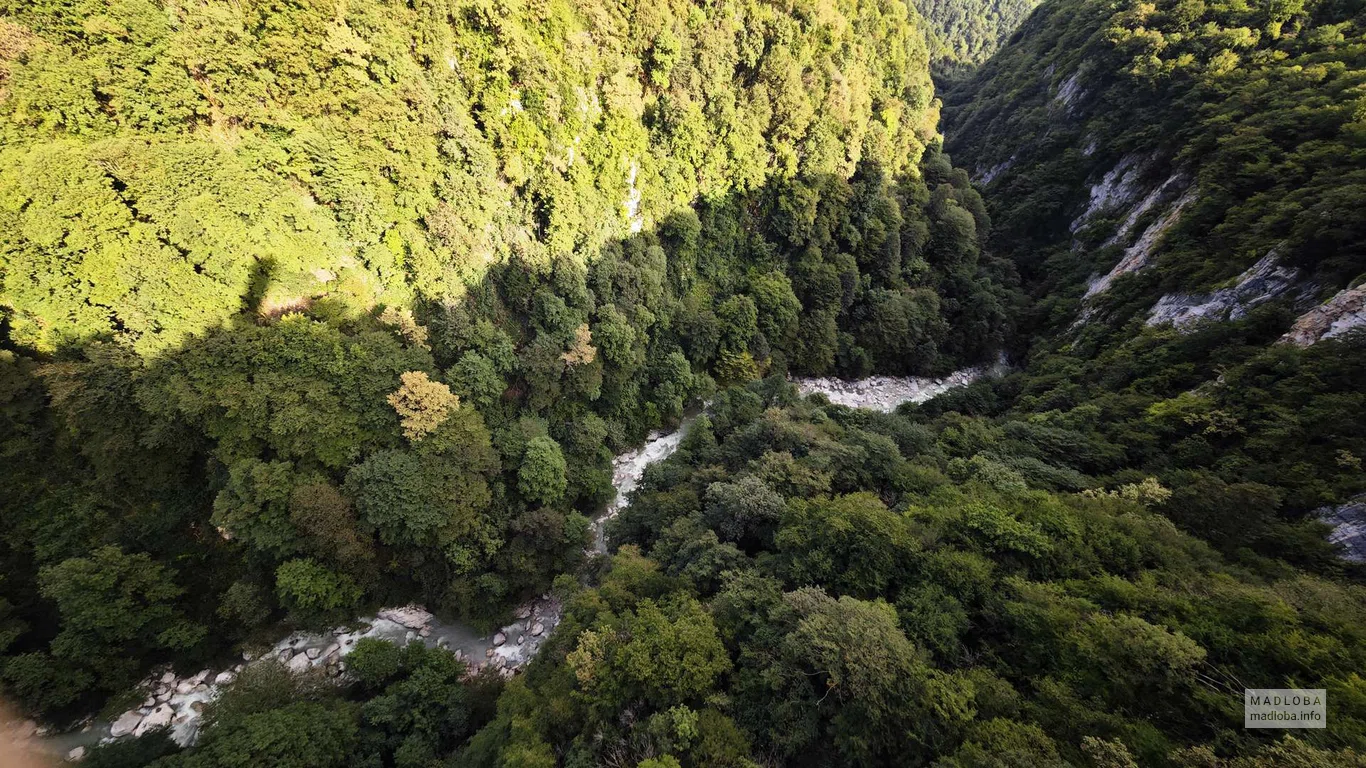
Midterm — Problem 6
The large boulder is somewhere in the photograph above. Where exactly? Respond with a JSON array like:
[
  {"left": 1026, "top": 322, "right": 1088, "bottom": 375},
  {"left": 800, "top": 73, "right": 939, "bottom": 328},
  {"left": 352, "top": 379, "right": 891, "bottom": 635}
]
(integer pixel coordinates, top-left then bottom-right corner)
[
  {"left": 134, "top": 704, "right": 174, "bottom": 737},
  {"left": 287, "top": 651, "right": 312, "bottom": 673},
  {"left": 109, "top": 711, "right": 143, "bottom": 738},
  {"left": 378, "top": 605, "right": 433, "bottom": 630}
]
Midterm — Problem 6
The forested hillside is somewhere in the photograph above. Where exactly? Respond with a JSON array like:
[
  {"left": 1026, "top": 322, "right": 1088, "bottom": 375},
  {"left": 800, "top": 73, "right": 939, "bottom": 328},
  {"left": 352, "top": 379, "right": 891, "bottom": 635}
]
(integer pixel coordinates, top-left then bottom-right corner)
[
  {"left": 944, "top": 0, "right": 1366, "bottom": 318},
  {"left": 6, "top": 0, "right": 1366, "bottom": 765},
  {"left": 936, "top": 0, "right": 1366, "bottom": 554},
  {"left": 915, "top": 0, "right": 1041, "bottom": 80},
  {"left": 0, "top": 0, "right": 1017, "bottom": 727}
]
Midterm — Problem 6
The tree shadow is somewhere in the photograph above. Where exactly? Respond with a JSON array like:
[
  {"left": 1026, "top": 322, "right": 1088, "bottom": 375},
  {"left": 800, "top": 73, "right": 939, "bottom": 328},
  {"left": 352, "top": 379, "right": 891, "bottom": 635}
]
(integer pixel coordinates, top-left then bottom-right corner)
[{"left": 0, "top": 157, "right": 1016, "bottom": 720}]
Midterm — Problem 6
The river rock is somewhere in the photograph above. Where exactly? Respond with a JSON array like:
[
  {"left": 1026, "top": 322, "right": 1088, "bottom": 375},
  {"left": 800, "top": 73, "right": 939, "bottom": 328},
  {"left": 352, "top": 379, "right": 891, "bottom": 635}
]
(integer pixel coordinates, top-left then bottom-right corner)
[
  {"left": 134, "top": 704, "right": 174, "bottom": 737},
  {"left": 190, "top": 669, "right": 211, "bottom": 685},
  {"left": 287, "top": 651, "right": 311, "bottom": 673},
  {"left": 378, "top": 605, "right": 433, "bottom": 629},
  {"left": 517, "top": 635, "right": 525, "bottom": 645},
  {"left": 175, "top": 680, "right": 195, "bottom": 695},
  {"left": 214, "top": 671, "right": 236, "bottom": 685},
  {"left": 306, "top": 647, "right": 322, "bottom": 660},
  {"left": 142, "top": 696, "right": 156, "bottom": 708},
  {"left": 516, "top": 605, "right": 532, "bottom": 620},
  {"left": 160, "top": 671, "right": 175, "bottom": 684},
  {"left": 485, "top": 648, "right": 494, "bottom": 658},
  {"left": 531, "top": 622, "right": 544, "bottom": 636},
  {"left": 110, "top": 710, "right": 143, "bottom": 738},
  {"left": 492, "top": 632, "right": 506, "bottom": 646},
  {"left": 67, "top": 746, "right": 86, "bottom": 761}
]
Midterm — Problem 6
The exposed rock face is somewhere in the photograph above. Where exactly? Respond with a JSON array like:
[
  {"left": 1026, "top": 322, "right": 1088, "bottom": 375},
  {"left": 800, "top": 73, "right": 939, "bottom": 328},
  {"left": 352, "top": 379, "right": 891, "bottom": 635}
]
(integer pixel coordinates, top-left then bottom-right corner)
[
  {"left": 1070, "top": 153, "right": 1153, "bottom": 233},
  {"left": 1281, "top": 286, "right": 1366, "bottom": 346},
  {"left": 623, "top": 161, "right": 643, "bottom": 233},
  {"left": 1148, "top": 253, "right": 1303, "bottom": 329},
  {"left": 1102, "top": 171, "right": 1188, "bottom": 248},
  {"left": 975, "top": 154, "right": 1017, "bottom": 185},
  {"left": 1318, "top": 497, "right": 1366, "bottom": 562},
  {"left": 1053, "top": 68, "right": 1087, "bottom": 111},
  {"left": 1084, "top": 185, "right": 1196, "bottom": 299}
]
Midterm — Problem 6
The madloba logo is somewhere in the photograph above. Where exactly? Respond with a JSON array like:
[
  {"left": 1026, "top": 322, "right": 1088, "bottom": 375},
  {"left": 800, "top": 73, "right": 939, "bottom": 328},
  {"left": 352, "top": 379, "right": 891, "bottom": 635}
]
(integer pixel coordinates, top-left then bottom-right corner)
[{"left": 1244, "top": 689, "right": 1326, "bottom": 729}]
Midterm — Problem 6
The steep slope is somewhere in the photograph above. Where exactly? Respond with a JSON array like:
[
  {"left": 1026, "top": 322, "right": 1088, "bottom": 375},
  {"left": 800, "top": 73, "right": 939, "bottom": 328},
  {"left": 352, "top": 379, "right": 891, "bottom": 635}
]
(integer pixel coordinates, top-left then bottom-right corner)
[
  {"left": 945, "top": 0, "right": 1366, "bottom": 335},
  {"left": 934, "top": 0, "right": 1366, "bottom": 557}
]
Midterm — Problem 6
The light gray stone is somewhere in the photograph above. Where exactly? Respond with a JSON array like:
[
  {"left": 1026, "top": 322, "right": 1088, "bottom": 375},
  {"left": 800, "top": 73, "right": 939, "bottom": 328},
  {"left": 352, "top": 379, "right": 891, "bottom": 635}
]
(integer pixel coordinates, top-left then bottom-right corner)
[
  {"left": 1148, "top": 253, "right": 1302, "bottom": 330},
  {"left": 377, "top": 605, "right": 433, "bottom": 630},
  {"left": 134, "top": 704, "right": 174, "bottom": 737},
  {"left": 110, "top": 711, "right": 143, "bottom": 739},
  {"left": 1319, "top": 497, "right": 1366, "bottom": 563},
  {"left": 287, "top": 651, "right": 312, "bottom": 673},
  {"left": 1282, "top": 286, "right": 1366, "bottom": 346}
]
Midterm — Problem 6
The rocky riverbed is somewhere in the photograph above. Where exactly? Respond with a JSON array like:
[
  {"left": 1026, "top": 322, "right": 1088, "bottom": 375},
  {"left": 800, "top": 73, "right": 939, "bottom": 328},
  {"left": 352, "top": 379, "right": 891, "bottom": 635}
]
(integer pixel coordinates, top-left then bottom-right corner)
[
  {"left": 42, "top": 597, "right": 562, "bottom": 758},
  {"left": 590, "top": 415, "right": 699, "bottom": 554},
  {"left": 792, "top": 358, "right": 1007, "bottom": 412}
]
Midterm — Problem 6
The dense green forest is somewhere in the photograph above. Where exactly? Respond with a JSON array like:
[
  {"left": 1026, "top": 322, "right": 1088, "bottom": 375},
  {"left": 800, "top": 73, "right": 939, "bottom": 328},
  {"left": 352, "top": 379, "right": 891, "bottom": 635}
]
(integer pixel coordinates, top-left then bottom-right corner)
[
  {"left": 915, "top": 0, "right": 1041, "bottom": 80},
  {"left": 943, "top": 0, "right": 1366, "bottom": 313},
  {"left": 0, "top": 0, "right": 1015, "bottom": 725},
  {"left": 4, "top": 0, "right": 1366, "bottom": 764}
]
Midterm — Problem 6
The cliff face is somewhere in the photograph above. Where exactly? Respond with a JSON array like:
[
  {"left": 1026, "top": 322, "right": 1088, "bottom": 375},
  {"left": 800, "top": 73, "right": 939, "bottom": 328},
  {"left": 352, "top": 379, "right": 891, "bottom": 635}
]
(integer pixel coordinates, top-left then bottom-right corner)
[{"left": 941, "top": 0, "right": 1366, "bottom": 342}]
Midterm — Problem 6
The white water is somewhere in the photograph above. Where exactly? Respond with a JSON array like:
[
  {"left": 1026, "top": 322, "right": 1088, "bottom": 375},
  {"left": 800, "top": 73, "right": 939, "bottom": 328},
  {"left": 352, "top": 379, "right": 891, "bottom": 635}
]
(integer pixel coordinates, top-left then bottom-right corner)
[
  {"left": 793, "top": 359, "right": 1007, "bottom": 412},
  {"left": 591, "top": 415, "right": 699, "bottom": 553}
]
